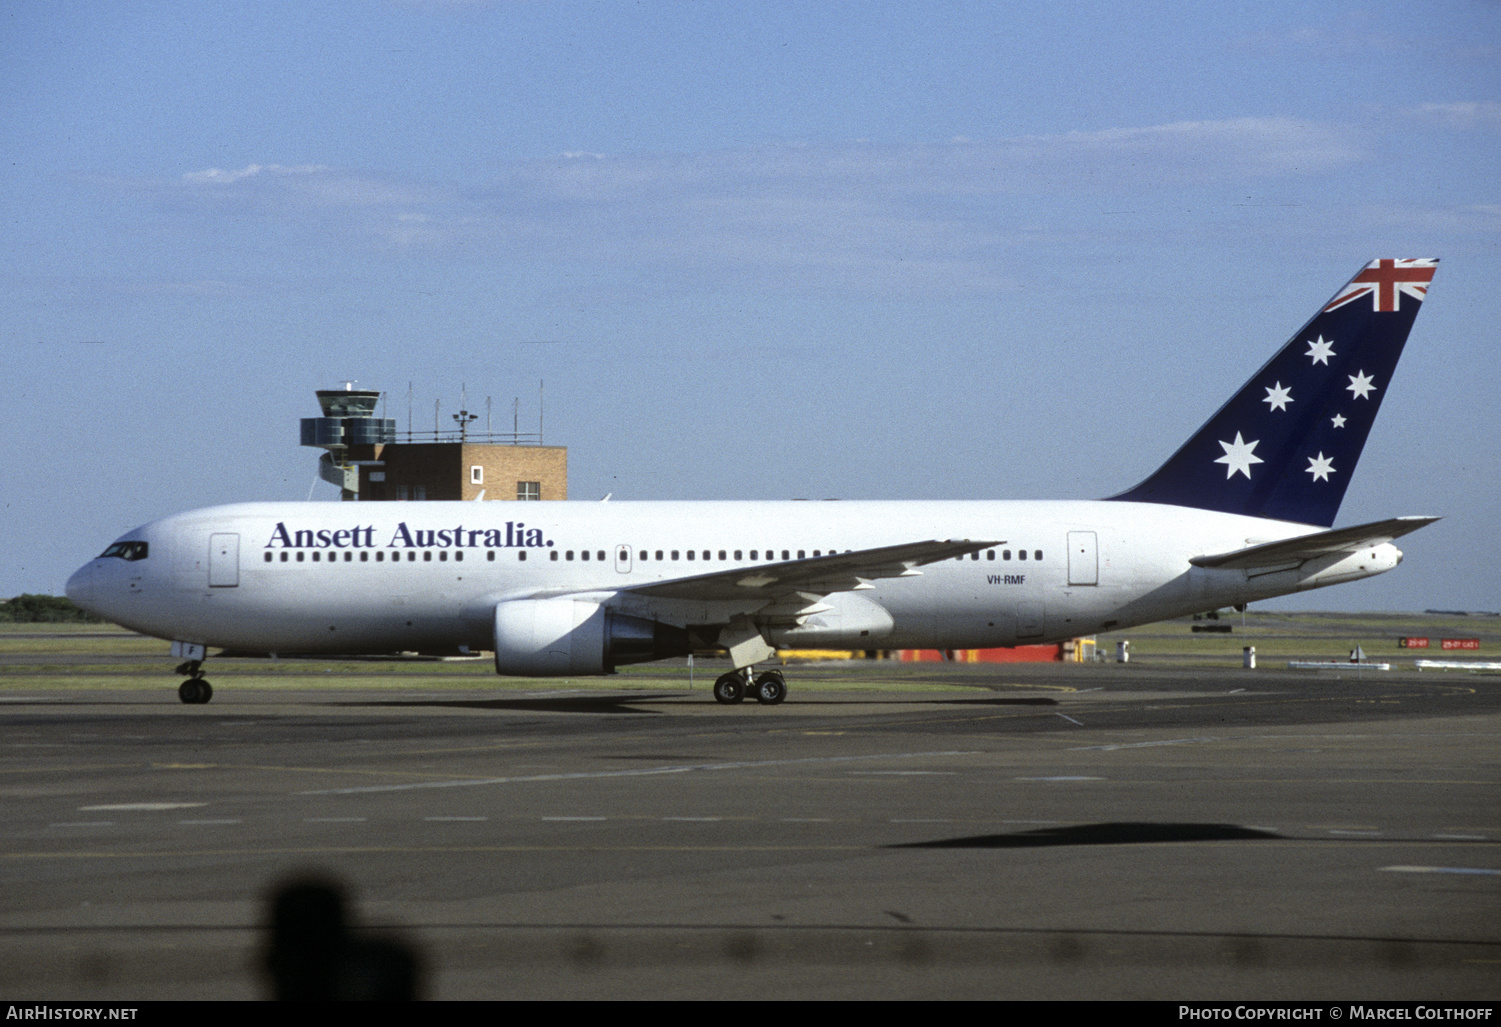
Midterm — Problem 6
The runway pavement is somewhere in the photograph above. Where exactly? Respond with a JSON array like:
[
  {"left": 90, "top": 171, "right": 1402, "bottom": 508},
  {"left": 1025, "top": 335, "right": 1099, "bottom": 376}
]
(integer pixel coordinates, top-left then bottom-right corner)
[{"left": 2, "top": 659, "right": 1498, "bottom": 1000}]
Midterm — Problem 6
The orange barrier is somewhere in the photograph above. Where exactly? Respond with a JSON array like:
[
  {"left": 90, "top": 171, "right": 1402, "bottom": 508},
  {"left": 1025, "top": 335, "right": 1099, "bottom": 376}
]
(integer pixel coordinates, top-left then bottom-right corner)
[{"left": 896, "top": 645, "right": 1064, "bottom": 663}]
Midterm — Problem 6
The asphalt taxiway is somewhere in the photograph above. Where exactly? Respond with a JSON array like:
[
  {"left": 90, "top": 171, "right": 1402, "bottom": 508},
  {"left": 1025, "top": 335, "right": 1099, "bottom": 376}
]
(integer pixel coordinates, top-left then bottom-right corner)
[{"left": 2, "top": 661, "right": 1498, "bottom": 1000}]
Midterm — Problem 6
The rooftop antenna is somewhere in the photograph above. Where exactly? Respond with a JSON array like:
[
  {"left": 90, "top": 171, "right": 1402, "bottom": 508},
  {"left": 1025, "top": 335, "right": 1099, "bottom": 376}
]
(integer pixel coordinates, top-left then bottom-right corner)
[
  {"left": 513, "top": 397, "right": 519, "bottom": 441},
  {"left": 452, "top": 383, "right": 477, "bottom": 440}
]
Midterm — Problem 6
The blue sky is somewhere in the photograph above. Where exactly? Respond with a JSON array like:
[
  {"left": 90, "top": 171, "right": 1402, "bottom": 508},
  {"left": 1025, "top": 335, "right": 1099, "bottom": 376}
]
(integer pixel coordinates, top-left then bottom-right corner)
[{"left": 3, "top": 0, "right": 1498, "bottom": 612}]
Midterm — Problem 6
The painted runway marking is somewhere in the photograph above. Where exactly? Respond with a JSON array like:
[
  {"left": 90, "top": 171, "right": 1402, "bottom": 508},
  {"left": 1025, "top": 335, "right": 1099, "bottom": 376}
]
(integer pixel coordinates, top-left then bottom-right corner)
[
  {"left": 49, "top": 821, "right": 114, "bottom": 828},
  {"left": 178, "top": 819, "right": 242, "bottom": 825},
  {"left": 1015, "top": 776, "right": 1104, "bottom": 782},
  {"left": 542, "top": 816, "right": 606, "bottom": 822},
  {"left": 780, "top": 818, "right": 832, "bottom": 822},
  {"left": 850, "top": 770, "right": 955, "bottom": 776},
  {"left": 79, "top": 803, "right": 206, "bottom": 812},
  {"left": 424, "top": 816, "right": 487, "bottom": 822},
  {"left": 663, "top": 817, "right": 721, "bottom": 822},
  {"left": 1054, "top": 713, "right": 1084, "bottom": 726},
  {"left": 890, "top": 818, "right": 951, "bottom": 823},
  {"left": 301, "top": 750, "right": 980, "bottom": 796},
  {"left": 1072, "top": 737, "right": 1218, "bottom": 751},
  {"left": 305, "top": 817, "right": 366, "bottom": 823},
  {"left": 1382, "top": 865, "right": 1501, "bottom": 876}
]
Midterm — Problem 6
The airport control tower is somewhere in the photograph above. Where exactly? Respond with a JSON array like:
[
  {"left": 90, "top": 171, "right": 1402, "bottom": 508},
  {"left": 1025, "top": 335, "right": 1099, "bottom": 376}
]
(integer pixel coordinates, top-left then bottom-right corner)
[
  {"left": 300, "top": 386, "right": 567, "bottom": 502},
  {"left": 300, "top": 386, "right": 397, "bottom": 501}
]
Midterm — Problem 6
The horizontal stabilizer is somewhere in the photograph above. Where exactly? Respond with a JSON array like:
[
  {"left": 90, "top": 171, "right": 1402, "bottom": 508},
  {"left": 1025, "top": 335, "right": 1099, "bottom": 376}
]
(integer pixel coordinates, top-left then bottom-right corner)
[
  {"left": 627, "top": 538, "right": 999, "bottom": 603},
  {"left": 1189, "top": 516, "right": 1439, "bottom": 570}
]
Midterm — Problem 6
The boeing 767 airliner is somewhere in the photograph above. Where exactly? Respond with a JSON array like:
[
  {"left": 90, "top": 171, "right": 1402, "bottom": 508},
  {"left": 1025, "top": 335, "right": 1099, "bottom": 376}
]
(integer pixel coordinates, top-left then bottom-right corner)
[{"left": 67, "top": 259, "right": 1440, "bottom": 704}]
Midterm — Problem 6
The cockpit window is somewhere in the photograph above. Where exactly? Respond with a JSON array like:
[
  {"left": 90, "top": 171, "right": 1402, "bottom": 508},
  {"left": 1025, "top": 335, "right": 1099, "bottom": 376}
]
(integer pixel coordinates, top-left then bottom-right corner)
[{"left": 99, "top": 541, "right": 149, "bottom": 561}]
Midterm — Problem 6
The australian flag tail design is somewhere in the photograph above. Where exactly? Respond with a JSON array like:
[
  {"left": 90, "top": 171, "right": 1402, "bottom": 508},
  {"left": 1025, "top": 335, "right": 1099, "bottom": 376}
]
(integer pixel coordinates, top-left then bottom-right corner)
[{"left": 1109, "top": 259, "right": 1438, "bottom": 528}]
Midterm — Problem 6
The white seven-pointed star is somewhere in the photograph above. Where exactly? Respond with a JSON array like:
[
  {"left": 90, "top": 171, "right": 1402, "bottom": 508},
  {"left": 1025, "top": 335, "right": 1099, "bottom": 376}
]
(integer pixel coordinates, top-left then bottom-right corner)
[
  {"left": 1263, "top": 381, "right": 1294, "bottom": 412},
  {"left": 1347, "top": 370, "right": 1378, "bottom": 400},
  {"left": 1305, "top": 452, "right": 1336, "bottom": 482},
  {"left": 1305, "top": 336, "right": 1336, "bottom": 365},
  {"left": 1331, "top": 413, "right": 1347, "bottom": 429},
  {"left": 1215, "top": 432, "right": 1264, "bottom": 480}
]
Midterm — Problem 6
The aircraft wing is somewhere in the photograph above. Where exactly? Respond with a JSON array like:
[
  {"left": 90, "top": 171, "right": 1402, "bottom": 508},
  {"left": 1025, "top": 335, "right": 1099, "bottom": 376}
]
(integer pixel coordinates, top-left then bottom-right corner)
[
  {"left": 1189, "top": 516, "right": 1439, "bottom": 571},
  {"left": 623, "top": 538, "right": 1000, "bottom": 603}
]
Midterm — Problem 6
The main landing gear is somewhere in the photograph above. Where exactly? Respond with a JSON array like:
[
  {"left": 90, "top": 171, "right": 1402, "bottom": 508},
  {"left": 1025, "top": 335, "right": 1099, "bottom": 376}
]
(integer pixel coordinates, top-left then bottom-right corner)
[
  {"left": 175, "top": 659, "right": 214, "bottom": 705},
  {"left": 712, "top": 668, "right": 787, "bottom": 706}
]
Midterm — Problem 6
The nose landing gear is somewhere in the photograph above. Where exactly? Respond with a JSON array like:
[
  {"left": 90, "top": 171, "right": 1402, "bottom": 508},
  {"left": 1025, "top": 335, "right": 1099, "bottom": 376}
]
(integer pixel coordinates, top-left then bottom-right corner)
[{"left": 174, "top": 659, "right": 214, "bottom": 705}]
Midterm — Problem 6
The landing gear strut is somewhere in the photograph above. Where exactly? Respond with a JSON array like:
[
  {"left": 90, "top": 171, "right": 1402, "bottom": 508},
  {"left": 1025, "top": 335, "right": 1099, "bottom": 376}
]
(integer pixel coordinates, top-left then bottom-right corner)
[
  {"left": 712, "top": 668, "right": 787, "bottom": 706},
  {"left": 174, "top": 659, "right": 213, "bottom": 705}
]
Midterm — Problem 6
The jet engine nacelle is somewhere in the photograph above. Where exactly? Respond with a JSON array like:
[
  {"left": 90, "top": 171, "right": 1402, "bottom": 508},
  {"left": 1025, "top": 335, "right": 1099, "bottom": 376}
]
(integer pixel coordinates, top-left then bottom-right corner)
[{"left": 492, "top": 598, "right": 690, "bottom": 677}]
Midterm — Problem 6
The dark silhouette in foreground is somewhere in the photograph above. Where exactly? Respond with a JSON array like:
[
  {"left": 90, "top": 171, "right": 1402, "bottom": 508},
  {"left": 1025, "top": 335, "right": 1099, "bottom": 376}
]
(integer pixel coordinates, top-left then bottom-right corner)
[{"left": 264, "top": 876, "right": 422, "bottom": 1000}]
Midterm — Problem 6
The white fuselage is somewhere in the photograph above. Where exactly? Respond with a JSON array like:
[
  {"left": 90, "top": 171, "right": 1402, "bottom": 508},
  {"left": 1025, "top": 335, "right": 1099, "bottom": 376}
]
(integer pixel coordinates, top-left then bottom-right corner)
[{"left": 65, "top": 499, "right": 1402, "bottom": 663}]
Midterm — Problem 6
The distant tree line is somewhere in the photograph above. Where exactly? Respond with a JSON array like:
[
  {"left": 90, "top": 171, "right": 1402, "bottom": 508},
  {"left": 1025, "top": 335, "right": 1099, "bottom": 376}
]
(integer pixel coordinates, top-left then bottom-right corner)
[{"left": 0, "top": 594, "right": 105, "bottom": 623}]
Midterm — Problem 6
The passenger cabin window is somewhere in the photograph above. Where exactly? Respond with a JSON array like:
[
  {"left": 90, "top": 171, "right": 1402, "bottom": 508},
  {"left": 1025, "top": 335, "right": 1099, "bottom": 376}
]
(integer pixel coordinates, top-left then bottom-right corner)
[{"left": 100, "top": 541, "right": 149, "bottom": 561}]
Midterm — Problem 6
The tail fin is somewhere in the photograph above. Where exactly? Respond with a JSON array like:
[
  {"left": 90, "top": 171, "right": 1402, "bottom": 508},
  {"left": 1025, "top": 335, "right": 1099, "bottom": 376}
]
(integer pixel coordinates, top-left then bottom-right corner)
[{"left": 1109, "top": 258, "right": 1438, "bottom": 527}]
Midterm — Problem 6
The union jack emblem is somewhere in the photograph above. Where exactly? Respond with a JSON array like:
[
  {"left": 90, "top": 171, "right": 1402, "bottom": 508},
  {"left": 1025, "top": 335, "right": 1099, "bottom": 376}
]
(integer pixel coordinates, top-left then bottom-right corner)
[{"left": 1324, "top": 258, "right": 1438, "bottom": 313}]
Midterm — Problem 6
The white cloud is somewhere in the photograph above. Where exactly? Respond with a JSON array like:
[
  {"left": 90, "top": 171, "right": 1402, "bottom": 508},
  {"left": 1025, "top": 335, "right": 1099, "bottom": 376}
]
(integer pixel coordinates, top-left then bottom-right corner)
[
  {"left": 157, "top": 117, "right": 1366, "bottom": 291},
  {"left": 182, "top": 163, "right": 327, "bottom": 185},
  {"left": 1415, "top": 102, "right": 1501, "bottom": 131}
]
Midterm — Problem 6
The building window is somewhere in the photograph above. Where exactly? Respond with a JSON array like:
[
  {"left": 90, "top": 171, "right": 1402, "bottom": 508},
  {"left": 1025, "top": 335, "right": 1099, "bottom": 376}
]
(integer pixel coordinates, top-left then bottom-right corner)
[
  {"left": 471, "top": 466, "right": 484, "bottom": 485},
  {"left": 518, "top": 481, "right": 541, "bottom": 501}
]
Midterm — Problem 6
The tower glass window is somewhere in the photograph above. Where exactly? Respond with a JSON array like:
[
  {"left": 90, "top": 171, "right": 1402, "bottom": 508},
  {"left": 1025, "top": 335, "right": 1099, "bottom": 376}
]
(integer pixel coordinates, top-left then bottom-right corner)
[{"left": 517, "top": 481, "right": 541, "bottom": 501}]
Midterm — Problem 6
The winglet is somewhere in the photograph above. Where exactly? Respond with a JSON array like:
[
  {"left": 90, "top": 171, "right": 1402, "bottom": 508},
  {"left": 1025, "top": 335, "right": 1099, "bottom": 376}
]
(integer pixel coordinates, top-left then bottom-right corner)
[{"left": 1109, "top": 259, "right": 1438, "bottom": 527}]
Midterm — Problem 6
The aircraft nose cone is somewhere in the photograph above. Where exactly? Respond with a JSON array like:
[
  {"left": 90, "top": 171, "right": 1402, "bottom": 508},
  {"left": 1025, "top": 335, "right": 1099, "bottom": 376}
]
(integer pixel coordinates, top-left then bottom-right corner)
[{"left": 65, "top": 563, "right": 98, "bottom": 614}]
